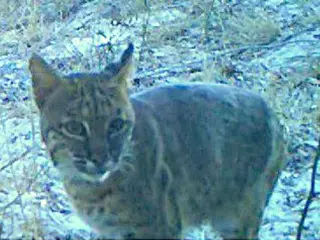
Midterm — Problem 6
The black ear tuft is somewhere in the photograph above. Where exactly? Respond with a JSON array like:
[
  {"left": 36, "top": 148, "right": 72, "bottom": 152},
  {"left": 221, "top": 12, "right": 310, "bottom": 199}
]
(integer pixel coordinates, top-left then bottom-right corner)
[
  {"left": 121, "top": 43, "right": 134, "bottom": 65},
  {"left": 102, "top": 43, "right": 135, "bottom": 89}
]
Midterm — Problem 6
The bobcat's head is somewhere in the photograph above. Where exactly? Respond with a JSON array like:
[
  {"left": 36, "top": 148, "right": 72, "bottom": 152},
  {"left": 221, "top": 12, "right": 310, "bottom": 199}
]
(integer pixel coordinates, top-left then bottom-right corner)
[{"left": 29, "top": 44, "right": 135, "bottom": 182}]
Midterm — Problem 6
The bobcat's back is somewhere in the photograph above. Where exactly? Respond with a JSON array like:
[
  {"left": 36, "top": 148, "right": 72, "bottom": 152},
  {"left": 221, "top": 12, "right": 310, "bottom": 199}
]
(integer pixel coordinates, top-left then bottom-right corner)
[{"left": 130, "top": 83, "right": 285, "bottom": 238}]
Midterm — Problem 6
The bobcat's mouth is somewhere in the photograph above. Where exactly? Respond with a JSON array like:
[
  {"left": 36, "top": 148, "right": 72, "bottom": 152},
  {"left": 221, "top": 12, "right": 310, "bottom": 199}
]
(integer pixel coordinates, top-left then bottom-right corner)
[
  {"left": 70, "top": 150, "right": 134, "bottom": 183},
  {"left": 73, "top": 155, "right": 119, "bottom": 179}
]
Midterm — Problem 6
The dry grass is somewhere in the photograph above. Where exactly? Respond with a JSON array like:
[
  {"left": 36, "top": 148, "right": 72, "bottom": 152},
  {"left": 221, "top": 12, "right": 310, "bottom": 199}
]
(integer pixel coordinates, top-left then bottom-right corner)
[
  {"left": 223, "top": 9, "right": 281, "bottom": 46},
  {"left": 0, "top": 0, "right": 319, "bottom": 239}
]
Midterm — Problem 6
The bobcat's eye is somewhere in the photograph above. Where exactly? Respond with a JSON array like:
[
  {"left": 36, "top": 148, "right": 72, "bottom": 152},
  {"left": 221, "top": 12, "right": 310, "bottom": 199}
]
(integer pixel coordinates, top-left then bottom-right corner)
[
  {"left": 108, "top": 118, "right": 128, "bottom": 136},
  {"left": 62, "top": 120, "right": 87, "bottom": 138}
]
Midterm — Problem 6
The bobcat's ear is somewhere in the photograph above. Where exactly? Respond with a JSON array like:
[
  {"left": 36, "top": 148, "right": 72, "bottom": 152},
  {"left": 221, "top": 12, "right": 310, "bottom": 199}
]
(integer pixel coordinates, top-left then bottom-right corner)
[
  {"left": 29, "top": 54, "right": 62, "bottom": 109},
  {"left": 111, "top": 43, "right": 134, "bottom": 89}
]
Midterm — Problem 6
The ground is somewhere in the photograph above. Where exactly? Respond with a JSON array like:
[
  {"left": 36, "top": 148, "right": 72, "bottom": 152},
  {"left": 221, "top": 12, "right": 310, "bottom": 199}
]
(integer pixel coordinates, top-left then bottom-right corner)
[{"left": 0, "top": 0, "right": 319, "bottom": 239}]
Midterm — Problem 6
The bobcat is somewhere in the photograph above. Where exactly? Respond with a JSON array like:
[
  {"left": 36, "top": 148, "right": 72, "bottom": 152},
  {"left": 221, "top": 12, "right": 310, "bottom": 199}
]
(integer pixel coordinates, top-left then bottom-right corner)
[{"left": 29, "top": 43, "right": 286, "bottom": 239}]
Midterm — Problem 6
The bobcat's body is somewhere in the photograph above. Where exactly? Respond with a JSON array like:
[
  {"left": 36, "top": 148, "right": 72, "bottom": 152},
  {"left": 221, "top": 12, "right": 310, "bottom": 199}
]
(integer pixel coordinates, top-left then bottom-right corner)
[{"left": 29, "top": 44, "right": 286, "bottom": 239}]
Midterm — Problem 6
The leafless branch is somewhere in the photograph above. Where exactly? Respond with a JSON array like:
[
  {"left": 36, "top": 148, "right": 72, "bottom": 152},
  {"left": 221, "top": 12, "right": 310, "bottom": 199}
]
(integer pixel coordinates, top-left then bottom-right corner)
[
  {"left": 296, "top": 139, "right": 320, "bottom": 240},
  {"left": 0, "top": 164, "right": 48, "bottom": 211},
  {"left": 0, "top": 149, "right": 30, "bottom": 172}
]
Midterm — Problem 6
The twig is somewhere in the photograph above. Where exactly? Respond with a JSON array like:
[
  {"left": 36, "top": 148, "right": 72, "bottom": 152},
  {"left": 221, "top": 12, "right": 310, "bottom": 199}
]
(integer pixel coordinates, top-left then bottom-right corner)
[
  {"left": 0, "top": 220, "right": 3, "bottom": 240},
  {"left": 0, "top": 164, "right": 48, "bottom": 211},
  {"left": 214, "top": 40, "right": 319, "bottom": 57},
  {"left": 0, "top": 149, "right": 30, "bottom": 172},
  {"left": 138, "top": 0, "right": 151, "bottom": 66},
  {"left": 296, "top": 139, "right": 320, "bottom": 240}
]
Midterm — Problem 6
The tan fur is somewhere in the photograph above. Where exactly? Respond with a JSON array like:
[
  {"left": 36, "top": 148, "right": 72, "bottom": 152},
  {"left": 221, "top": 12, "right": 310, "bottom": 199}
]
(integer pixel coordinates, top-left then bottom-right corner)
[{"left": 29, "top": 43, "right": 286, "bottom": 239}]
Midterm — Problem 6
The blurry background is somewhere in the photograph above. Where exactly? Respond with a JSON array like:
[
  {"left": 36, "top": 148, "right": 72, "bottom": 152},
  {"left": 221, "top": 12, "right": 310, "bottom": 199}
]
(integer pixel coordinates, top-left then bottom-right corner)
[{"left": 0, "top": 0, "right": 319, "bottom": 239}]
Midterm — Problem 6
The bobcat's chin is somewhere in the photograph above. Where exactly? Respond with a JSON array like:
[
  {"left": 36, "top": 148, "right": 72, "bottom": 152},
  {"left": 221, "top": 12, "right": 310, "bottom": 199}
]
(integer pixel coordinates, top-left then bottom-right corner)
[
  {"left": 72, "top": 162, "right": 112, "bottom": 183},
  {"left": 80, "top": 171, "right": 106, "bottom": 183},
  {"left": 62, "top": 166, "right": 107, "bottom": 184}
]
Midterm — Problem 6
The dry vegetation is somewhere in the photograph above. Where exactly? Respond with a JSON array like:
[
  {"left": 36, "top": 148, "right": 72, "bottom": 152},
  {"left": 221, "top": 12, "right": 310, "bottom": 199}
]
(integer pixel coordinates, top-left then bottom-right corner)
[{"left": 0, "top": 0, "right": 319, "bottom": 239}]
